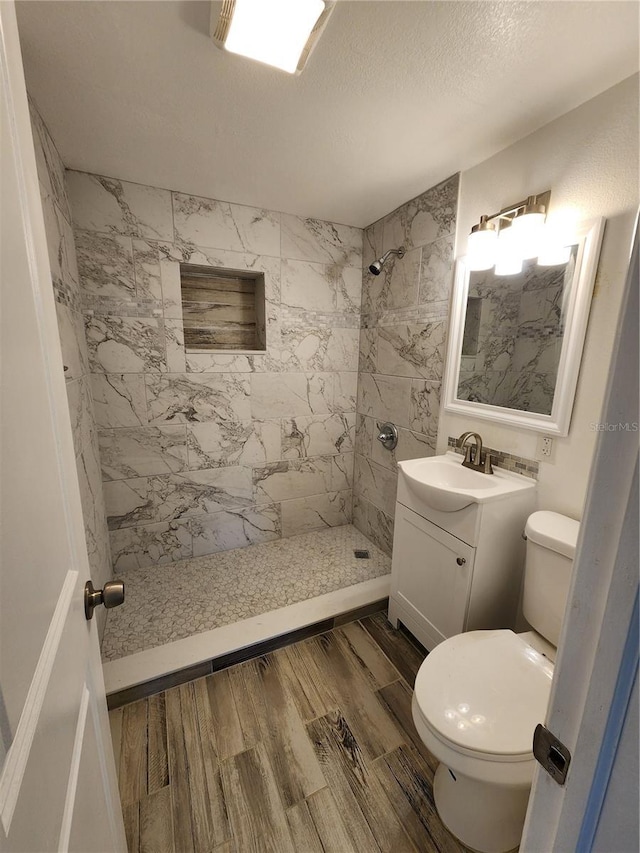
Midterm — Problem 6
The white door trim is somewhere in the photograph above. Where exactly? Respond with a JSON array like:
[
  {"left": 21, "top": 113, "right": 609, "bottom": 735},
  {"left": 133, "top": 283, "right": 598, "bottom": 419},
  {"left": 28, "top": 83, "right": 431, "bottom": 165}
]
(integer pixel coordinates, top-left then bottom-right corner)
[{"left": 522, "top": 214, "right": 639, "bottom": 851}]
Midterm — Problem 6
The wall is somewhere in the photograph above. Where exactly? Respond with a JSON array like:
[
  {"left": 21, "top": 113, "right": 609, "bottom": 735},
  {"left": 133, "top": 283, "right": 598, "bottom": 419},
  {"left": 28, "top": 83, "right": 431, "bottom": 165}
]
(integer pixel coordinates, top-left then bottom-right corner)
[
  {"left": 66, "top": 172, "right": 362, "bottom": 570},
  {"left": 353, "top": 175, "right": 459, "bottom": 554},
  {"left": 439, "top": 74, "right": 639, "bottom": 519},
  {"left": 28, "top": 101, "right": 112, "bottom": 611}
]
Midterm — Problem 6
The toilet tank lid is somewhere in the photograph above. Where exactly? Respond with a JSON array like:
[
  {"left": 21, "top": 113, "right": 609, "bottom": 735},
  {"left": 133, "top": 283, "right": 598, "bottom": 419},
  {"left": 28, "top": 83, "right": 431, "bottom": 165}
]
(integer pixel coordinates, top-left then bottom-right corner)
[{"left": 526, "top": 511, "right": 580, "bottom": 559}]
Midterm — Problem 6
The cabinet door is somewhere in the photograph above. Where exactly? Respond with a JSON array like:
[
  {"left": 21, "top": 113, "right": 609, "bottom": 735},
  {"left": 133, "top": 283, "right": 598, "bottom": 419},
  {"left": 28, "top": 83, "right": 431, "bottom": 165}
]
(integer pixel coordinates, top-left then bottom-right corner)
[{"left": 391, "top": 504, "right": 475, "bottom": 648}]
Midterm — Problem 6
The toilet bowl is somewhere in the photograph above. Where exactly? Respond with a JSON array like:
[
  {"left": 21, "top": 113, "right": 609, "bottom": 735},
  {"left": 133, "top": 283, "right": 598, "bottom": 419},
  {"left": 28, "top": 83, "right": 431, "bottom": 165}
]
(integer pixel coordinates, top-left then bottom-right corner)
[{"left": 412, "top": 511, "right": 580, "bottom": 853}]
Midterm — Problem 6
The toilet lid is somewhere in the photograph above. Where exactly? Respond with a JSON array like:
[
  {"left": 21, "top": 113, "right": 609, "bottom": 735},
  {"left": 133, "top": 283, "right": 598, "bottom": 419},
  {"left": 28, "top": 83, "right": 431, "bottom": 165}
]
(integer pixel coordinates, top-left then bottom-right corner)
[{"left": 414, "top": 630, "right": 554, "bottom": 758}]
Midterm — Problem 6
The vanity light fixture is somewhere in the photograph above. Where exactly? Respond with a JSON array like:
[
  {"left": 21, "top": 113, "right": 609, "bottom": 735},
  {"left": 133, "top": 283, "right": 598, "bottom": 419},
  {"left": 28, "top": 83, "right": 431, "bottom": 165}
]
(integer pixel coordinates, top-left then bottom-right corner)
[
  {"left": 210, "top": 0, "right": 335, "bottom": 74},
  {"left": 467, "top": 191, "right": 560, "bottom": 274}
]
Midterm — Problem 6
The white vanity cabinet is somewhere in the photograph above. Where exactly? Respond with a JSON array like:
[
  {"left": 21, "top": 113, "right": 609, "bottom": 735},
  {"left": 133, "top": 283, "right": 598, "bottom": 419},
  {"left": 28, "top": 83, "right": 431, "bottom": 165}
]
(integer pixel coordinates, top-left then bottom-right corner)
[{"left": 388, "top": 456, "right": 536, "bottom": 651}]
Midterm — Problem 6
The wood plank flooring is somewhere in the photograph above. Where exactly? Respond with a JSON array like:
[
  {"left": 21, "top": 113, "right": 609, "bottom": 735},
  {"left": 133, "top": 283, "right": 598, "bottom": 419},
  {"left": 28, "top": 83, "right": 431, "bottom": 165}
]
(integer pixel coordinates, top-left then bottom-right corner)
[{"left": 111, "top": 612, "right": 470, "bottom": 853}]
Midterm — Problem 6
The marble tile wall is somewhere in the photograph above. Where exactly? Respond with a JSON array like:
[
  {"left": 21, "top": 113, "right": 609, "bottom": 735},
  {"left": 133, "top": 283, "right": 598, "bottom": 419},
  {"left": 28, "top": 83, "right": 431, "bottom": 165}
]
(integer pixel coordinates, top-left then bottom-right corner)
[
  {"left": 66, "top": 171, "right": 363, "bottom": 570},
  {"left": 353, "top": 175, "right": 459, "bottom": 555},
  {"left": 29, "top": 100, "right": 113, "bottom": 625}
]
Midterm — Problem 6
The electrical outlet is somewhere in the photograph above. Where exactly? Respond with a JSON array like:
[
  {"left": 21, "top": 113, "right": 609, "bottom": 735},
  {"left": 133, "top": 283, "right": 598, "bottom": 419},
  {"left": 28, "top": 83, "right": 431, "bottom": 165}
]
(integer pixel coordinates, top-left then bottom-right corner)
[{"left": 537, "top": 434, "right": 555, "bottom": 461}]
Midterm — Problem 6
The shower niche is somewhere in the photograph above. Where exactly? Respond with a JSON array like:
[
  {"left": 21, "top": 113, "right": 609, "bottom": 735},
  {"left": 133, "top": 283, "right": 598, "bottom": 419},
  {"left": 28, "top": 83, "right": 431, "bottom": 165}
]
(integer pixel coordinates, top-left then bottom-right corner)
[{"left": 179, "top": 263, "right": 267, "bottom": 352}]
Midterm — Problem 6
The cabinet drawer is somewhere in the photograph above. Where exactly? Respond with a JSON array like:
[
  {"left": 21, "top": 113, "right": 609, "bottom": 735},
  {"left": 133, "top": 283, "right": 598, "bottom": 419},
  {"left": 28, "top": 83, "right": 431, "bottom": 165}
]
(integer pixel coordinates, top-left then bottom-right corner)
[{"left": 391, "top": 504, "right": 475, "bottom": 647}]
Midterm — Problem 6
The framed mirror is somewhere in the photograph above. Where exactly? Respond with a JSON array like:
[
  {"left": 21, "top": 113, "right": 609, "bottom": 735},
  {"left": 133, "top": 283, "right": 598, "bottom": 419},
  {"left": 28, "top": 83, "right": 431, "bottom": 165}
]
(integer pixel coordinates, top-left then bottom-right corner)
[{"left": 443, "top": 217, "right": 605, "bottom": 435}]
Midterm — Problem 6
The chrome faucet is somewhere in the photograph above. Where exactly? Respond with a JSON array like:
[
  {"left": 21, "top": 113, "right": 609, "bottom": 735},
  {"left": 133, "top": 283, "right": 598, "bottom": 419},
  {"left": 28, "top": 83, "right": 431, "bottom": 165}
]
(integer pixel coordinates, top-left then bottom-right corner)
[{"left": 457, "top": 431, "right": 494, "bottom": 474}]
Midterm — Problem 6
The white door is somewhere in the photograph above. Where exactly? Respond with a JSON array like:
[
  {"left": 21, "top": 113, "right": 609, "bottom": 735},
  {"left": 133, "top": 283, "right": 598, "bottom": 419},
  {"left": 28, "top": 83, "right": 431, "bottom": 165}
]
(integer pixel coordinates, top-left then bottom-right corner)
[
  {"left": 0, "top": 4, "right": 126, "bottom": 851},
  {"left": 522, "top": 218, "right": 639, "bottom": 851}
]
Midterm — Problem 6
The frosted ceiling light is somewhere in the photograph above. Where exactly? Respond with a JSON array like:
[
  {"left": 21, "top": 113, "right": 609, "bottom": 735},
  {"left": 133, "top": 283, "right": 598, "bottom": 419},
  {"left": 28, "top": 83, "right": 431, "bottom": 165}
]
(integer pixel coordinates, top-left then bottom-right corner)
[
  {"left": 211, "top": 0, "right": 333, "bottom": 74},
  {"left": 511, "top": 196, "right": 546, "bottom": 259}
]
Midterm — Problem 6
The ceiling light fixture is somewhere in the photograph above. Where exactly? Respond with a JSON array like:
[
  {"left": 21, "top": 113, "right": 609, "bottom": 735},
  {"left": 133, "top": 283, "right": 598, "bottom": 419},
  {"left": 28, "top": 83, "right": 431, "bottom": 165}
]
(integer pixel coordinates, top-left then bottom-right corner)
[
  {"left": 211, "top": 0, "right": 334, "bottom": 74},
  {"left": 467, "top": 191, "right": 563, "bottom": 275}
]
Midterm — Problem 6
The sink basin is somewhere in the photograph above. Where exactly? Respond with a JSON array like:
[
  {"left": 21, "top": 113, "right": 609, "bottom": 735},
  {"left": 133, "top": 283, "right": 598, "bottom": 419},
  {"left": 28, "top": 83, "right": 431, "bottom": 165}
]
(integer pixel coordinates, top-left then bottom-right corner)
[{"left": 398, "top": 452, "right": 535, "bottom": 512}]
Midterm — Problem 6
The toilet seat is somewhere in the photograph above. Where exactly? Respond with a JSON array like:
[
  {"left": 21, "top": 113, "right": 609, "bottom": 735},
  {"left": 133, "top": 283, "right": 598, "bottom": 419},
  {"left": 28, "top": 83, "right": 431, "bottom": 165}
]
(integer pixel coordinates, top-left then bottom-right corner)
[{"left": 413, "top": 630, "right": 554, "bottom": 761}]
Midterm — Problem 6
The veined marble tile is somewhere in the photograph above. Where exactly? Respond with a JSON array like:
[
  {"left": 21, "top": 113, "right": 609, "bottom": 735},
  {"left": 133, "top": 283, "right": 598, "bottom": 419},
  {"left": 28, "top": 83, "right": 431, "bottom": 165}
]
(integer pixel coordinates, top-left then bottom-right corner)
[
  {"left": 132, "top": 239, "right": 163, "bottom": 301},
  {"left": 280, "top": 260, "right": 361, "bottom": 315},
  {"left": 358, "top": 328, "right": 377, "bottom": 374},
  {"left": 382, "top": 174, "right": 458, "bottom": 252},
  {"left": 159, "top": 257, "right": 182, "bottom": 319},
  {"left": 190, "top": 504, "right": 281, "bottom": 557},
  {"left": 370, "top": 424, "right": 435, "bottom": 471},
  {"left": 41, "top": 191, "right": 80, "bottom": 299},
  {"left": 333, "top": 372, "right": 358, "bottom": 413},
  {"left": 363, "top": 246, "right": 421, "bottom": 314},
  {"left": 76, "top": 437, "right": 113, "bottom": 591},
  {"left": 354, "top": 455, "right": 398, "bottom": 518},
  {"left": 280, "top": 326, "right": 359, "bottom": 372},
  {"left": 75, "top": 230, "right": 135, "bottom": 299},
  {"left": 104, "top": 467, "right": 254, "bottom": 529},
  {"left": 281, "top": 490, "right": 352, "bottom": 538},
  {"left": 99, "top": 425, "right": 188, "bottom": 480},
  {"left": 408, "top": 380, "right": 441, "bottom": 442},
  {"left": 281, "top": 413, "right": 355, "bottom": 459},
  {"left": 363, "top": 219, "right": 384, "bottom": 270},
  {"left": 376, "top": 321, "right": 447, "bottom": 380},
  {"left": 56, "top": 304, "right": 86, "bottom": 382},
  {"left": 366, "top": 501, "right": 394, "bottom": 557},
  {"left": 281, "top": 214, "right": 362, "bottom": 266},
  {"left": 164, "top": 319, "right": 187, "bottom": 373},
  {"left": 187, "top": 419, "right": 281, "bottom": 469},
  {"left": 252, "top": 457, "right": 333, "bottom": 503},
  {"left": 352, "top": 495, "right": 393, "bottom": 557},
  {"left": 29, "top": 98, "right": 70, "bottom": 221},
  {"left": 186, "top": 352, "right": 254, "bottom": 373},
  {"left": 90, "top": 374, "right": 148, "bottom": 427},
  {"left": 173, "top": 193, "right": 280, "bottom": 257},
  {"left": 419, "top": 235, "right": 454, "bottom": 305},
  {"left": 332, "top": 452, "right": 354, "bottom": 491},
  {"left": 281, "top": 258, "right": 337, "bottom": 312},
  {"left": 355, "top": 414, "right": 373, "bottom": 458},
  {"left": 356, "top": 373, "right": 412, "bottom": 428},
  {"left": 85, "top": 315, "right": 166, "bottom": 373},
  {"left": 66, "top": 171, "right": 173, "bottom": 241},
  {"left": 250, "top": 373, "right": 333, "bottom": 418},
  {"left": 110, "top": 520, "right": 192, "bottom": 571},
  {"left": 145, "top": 373, "right": 251, "bottom": 423},
  {"left": 66, "top": 376, "right": 97, "bottom": 460}
]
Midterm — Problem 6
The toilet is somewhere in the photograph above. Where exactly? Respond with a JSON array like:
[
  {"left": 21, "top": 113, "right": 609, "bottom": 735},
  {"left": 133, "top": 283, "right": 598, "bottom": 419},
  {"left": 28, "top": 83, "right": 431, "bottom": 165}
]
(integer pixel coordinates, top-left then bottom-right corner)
[{"left": 411, "top": 510, "right": 580, "bottom": 853}]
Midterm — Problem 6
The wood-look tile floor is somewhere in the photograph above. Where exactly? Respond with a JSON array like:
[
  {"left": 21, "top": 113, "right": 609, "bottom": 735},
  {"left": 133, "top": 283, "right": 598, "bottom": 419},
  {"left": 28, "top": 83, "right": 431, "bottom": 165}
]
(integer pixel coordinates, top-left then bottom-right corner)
[{"left": 109, "top": 613, "right": 469, "bottom": 853}]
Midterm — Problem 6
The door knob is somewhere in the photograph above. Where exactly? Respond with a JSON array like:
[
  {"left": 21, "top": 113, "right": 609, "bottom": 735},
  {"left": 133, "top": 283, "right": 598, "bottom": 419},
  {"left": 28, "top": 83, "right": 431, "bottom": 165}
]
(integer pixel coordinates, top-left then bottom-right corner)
[
  {"left": 84, "top": 579, "right": 125, "bottom": 621},
  {"left": 456, "top": 557, "right": 466, "bottom": 566}
]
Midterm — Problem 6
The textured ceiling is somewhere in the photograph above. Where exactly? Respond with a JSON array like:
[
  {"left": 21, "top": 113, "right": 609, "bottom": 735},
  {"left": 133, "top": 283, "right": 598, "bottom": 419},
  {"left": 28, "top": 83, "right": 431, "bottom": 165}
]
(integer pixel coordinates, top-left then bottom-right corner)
[{"left": 16, "top": 0, "right": 639, "bottom": 227}]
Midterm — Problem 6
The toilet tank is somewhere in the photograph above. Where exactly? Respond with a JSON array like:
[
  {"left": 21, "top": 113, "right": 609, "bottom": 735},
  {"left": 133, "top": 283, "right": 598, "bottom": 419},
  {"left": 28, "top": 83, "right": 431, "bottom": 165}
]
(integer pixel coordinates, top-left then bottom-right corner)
[{"left": 523, "top": 511, "right": 580, "bottom": 647}]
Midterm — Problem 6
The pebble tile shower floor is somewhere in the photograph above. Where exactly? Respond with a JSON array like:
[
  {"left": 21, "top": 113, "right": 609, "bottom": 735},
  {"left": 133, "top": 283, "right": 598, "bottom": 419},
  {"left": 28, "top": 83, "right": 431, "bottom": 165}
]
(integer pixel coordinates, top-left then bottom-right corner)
[{"left": 102, "top": 525, "right": 390, "bottom": 661}]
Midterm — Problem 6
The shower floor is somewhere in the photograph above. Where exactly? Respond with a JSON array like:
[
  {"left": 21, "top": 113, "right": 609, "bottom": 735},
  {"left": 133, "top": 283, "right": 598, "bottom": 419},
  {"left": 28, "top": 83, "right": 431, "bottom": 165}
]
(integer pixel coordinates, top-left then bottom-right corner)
[{"left": 102, "top": 525, "right": 391, "bottom": 663}]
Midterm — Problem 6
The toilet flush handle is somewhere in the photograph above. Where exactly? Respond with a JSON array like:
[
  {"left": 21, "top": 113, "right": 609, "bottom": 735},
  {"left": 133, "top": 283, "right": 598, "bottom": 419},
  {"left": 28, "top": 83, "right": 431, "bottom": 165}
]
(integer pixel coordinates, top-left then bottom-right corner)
[{"left": 456, "top": 557, "right": 466, "bottom": 566}]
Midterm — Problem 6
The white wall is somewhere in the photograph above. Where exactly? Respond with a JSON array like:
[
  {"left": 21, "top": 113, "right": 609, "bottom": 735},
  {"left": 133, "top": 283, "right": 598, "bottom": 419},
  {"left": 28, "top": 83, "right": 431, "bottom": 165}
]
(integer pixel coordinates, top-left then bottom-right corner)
[{"left": 437, "top": 74, "right": 639, "bottom": 519}]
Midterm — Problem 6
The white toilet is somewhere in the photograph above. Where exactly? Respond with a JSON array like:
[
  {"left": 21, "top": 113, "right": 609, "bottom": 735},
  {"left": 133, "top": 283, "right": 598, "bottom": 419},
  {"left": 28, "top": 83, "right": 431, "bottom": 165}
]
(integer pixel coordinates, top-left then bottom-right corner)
[{"left": 411, "top": 510, "right": 580, "bottom": 853}]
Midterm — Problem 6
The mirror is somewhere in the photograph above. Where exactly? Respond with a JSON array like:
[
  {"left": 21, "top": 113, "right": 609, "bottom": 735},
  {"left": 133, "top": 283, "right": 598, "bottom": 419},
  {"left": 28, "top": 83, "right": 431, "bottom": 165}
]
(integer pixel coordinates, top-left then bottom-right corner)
[{"left": 443, "top": 218, "right": 605, "bottom": 435}]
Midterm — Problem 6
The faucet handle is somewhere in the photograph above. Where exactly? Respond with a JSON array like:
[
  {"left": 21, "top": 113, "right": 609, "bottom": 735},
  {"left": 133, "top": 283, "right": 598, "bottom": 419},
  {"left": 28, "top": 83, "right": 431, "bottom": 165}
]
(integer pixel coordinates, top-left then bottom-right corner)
[{"left": 481, "top": 452, "right": 494, "bottom": 475}]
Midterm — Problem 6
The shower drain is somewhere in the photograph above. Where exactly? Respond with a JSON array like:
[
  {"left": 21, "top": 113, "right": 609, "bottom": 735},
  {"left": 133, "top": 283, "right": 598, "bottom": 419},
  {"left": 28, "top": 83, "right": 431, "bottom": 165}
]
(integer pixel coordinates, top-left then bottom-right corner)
[{"left": 354, "top": 549, "right": 370, "bottom": 559}]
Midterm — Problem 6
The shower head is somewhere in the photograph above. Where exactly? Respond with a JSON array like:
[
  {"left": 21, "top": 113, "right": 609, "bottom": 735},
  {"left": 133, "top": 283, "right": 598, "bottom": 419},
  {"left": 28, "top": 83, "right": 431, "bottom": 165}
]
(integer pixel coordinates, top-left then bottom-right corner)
[{"left": 368, "top": 246, "right": 406, "bottom": 275}]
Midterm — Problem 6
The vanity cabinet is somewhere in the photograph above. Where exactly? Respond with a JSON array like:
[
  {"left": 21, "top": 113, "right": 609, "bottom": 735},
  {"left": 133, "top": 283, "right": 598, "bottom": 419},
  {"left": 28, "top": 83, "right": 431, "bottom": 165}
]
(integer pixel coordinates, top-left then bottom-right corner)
[{"left": 388, "top": 461, "right": 536, "bottom": 651}]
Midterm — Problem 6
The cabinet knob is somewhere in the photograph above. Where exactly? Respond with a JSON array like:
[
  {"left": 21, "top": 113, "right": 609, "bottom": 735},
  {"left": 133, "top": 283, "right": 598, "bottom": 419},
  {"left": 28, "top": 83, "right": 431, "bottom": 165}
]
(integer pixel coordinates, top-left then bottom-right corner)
[{"left": 456, "top": 557, "right": 466, "bottom": 566}]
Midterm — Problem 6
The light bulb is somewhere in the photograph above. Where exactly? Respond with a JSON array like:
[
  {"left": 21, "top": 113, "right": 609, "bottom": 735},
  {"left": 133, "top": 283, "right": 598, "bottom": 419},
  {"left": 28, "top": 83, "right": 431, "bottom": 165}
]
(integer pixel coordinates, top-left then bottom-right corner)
[
  {"left": 467, "top": 216, "right": 497, "bottom": 271},
  {"left": 494, "top": 226, "right": 523, "bottom": 276},
  {"left": 511, "top": 198, "right": 546, "bottom": 259}
]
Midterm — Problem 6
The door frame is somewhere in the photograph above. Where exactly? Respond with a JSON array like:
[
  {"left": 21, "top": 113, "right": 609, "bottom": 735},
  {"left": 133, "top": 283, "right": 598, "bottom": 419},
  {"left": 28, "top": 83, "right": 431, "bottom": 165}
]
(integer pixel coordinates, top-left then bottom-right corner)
[{"left": 522, "top": 214, "right": 639, "bottom": 850}]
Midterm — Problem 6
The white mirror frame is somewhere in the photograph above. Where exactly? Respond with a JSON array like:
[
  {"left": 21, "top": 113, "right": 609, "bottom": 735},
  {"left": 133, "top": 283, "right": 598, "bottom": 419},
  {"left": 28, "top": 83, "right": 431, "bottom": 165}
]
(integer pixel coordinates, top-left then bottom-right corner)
[{"left": 443, "top": 217, "right": 605, "bottom": 436}]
